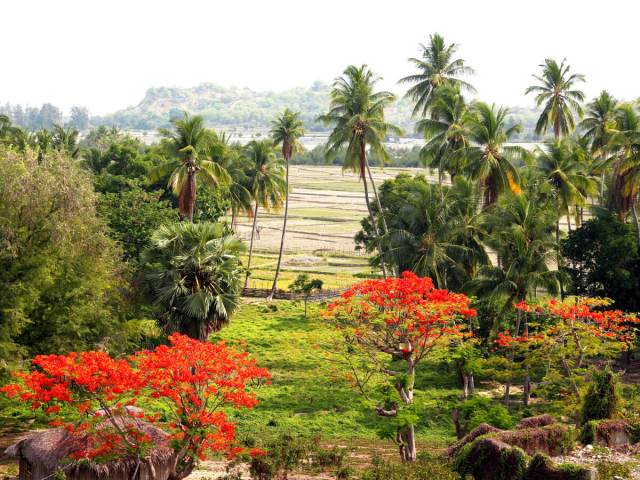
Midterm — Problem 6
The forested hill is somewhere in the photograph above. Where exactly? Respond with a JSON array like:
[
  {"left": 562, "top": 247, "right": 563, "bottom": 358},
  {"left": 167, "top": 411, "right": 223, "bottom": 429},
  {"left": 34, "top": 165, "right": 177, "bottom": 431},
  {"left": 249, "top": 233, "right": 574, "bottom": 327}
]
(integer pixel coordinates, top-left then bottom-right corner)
[{"left": 92, "top": 82, "right": 541, "bottom": 140}]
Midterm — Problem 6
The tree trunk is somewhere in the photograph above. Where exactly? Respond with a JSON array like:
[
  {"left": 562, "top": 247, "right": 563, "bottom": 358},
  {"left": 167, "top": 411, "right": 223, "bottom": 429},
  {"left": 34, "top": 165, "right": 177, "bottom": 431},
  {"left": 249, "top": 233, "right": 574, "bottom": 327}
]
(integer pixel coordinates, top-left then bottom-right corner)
[
  {"left": 556, "top": 219, "right": 565, "bottom": 300},
  {"left": 523, "top": 369, "right": 531, "bottom": 407},
  {"left": 398, "top": 425, "right": 417, "bottom": 462},
  {"left": 244, "top": 204, "right": 259, "bottom": 289},
  {"left": 366, "top": 162, "right": 395, "bottom": 276},
  {"left": 360, "top": 140, "right": 387, "bottom": 278},
  {"left": 632, "top": 199, "right": 640, "bottom": 247},
  {"left": 269, "top": 148, "right": 291, "bottom": 299}
]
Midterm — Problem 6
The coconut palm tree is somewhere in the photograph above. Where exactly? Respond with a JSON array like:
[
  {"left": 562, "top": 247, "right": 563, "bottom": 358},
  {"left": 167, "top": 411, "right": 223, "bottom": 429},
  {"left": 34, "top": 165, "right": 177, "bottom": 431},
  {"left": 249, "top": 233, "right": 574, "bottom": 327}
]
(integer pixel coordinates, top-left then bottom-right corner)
[
  {"left": 143, "top": 222, "right": 245, "bottom": 341},
  {"left": 399, "top": 33, "right": 475, "bottom": 118},
  {"left": 580, "top": 91, "right": 618, "bottom": 204},
  {"left": 268, "top": 109, "right": 305, "bottom": 299},
  {"left": 243, "top": 140, "right": 286, "bottom": 289},
  {"left": 416, "top": 84, "right": 471, "bottom": 189},
  {"left": 318, "top": 65, "right": 402, "bottom": 277},
  {"left": 51, "top": 124, "right": 80, "bottom": 158},
  {"left": 461, "top": 102, "right": 526, "bottom": 207},
  {"left": 525, "top": 58, "right": 585, "bottom": 139},
  {"left": 150, "top": 112, "right": 230, "bottom": 222}
]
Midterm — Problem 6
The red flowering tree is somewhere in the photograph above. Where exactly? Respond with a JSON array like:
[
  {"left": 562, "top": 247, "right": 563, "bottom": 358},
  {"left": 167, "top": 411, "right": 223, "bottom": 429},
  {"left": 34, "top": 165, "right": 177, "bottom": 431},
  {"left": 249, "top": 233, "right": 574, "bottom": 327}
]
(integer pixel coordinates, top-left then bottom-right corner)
[
  {"left": 511, "top": 298, "right": 639, "bottom": 400},
  {"left": 1, "top": 334, "right": 269, "bottom": 480},
  {"left": 325, "top": 271, "right": 475, "bottom": 461}
]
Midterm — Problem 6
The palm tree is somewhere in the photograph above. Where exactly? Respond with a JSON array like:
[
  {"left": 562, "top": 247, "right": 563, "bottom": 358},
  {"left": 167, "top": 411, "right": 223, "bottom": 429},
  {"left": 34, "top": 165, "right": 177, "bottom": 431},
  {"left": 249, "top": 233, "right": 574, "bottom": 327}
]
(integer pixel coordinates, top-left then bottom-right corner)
[
  {"left": 416, "top": 85, "right": 471, "bottom": 189},
  {"left": 525, "top": 58, "right": 585, "bottom": 139},
  {"left": 243, "top": 140, "right": 286, "bottom": 289},
  {"left": 150, "top": 112, "right": 230, "bottom": 222},
  {"left": 143, "top": 222, "right": 245, "bottom": 341},
  {"left": 51, "top": 124, "right": 80, "bottom": 158},
  {"left": 461, "top": 102, "right": 526, "bottom": 206},
  {"left": 269, "top": 109, "right": 305, "bottom": 299},
  {"left": 580, "top": 91, "right": 618, "bottom": 204},
  {"left": 399, "top": 33, "right": 475, "bottom": 118},
  {"left": 318, "top": 65, "right": 403, "bottom": 277}
]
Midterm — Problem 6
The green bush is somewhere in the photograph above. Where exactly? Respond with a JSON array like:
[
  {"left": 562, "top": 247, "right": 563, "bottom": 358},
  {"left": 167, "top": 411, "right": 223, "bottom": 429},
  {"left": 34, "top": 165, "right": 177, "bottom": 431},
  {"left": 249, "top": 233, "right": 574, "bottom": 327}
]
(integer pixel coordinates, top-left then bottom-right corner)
[
  {"left": 361, "top": 456, "right": 457, "bottom": 480},
  {"left": 248, "top": 434, "right": 310, "bottom": 480},
  {"left": 457, "top": 396, "right": 515, "bottom": 434},
  {"left": 579, "top": 420, "right": 597, "bottom": 445},
  {"left": 453, "top": 438, "right": 527, "bottom": 480},
  {"left": 526, "top": 454, "right": 595, "bottom": 480},
  {"left": 596, "top": 460, "right": 631, "bottom": 480},
  {"left": 581, "top": 368, "right": 619, "bottom": 424}
]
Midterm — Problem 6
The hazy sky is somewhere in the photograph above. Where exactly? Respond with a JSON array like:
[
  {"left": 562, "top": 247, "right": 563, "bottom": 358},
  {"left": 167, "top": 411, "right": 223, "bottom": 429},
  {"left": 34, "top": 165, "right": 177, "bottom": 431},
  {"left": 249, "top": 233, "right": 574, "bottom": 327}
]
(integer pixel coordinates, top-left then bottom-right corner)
[{"left": 3, "top": 0, "right": 638, "bottom": 115}]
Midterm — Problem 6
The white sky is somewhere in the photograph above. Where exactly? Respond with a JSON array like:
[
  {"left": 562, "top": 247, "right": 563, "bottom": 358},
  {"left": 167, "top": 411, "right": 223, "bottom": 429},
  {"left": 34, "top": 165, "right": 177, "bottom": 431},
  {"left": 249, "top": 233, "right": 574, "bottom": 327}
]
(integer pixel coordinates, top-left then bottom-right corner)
[{"left": 2, "top": 0, "right": 638, "bottom": 115}]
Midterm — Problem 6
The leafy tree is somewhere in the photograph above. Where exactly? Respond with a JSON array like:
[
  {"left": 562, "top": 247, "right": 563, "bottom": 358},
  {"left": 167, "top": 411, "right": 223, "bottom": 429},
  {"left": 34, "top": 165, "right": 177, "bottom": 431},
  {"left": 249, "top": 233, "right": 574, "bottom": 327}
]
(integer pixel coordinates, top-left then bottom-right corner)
[
  {"left": 460, "top": 102, "right": 525, "bottom": 206},
  {"left": 525, "top": 58, "right": 585, "bottom": 139},
  {"left": 68, "top": 105, "right": 90, "bottom": 130},
  {"left": 151, "top": 113, "right": 230, "bottom": 221},
  {"left": 0, "top": 147, "right": 126, "bottom": 365},
  {"left": 399, "top": 33, "right": 475, "bottom": 118},
  {"left": 319, "top": 65, "right": 403, "bottom": 277},
  {"left": 144, "top": 222, "right": 245, "bottom": 340},
  {"left": 326, "top": 272, "right": 475, "bottom": 461},
  {"left": 51, "top": 124, "right": 80, "bottom": 158},
  {"left": 288, "top": 273, "right": 323, "bottom": 317},
  {"left": 562, "top": 213, "right": 640, "bottom": 312},
  {"left": 242, "top": 140, "right": 286, "bottom": 288},
  {"left": 97, "top": 186, "right": 176, "bottom": 262},
  {"left": 269, "top": 109, "right": 305, "bottom": 299}
]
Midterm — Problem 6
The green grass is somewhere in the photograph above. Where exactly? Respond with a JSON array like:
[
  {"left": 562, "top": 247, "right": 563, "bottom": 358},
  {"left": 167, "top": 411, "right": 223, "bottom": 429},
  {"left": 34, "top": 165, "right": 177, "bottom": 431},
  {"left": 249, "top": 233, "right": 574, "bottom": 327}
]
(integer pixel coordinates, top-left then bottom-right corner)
[{"left": 210, "top": 300, "right": 461, "bottom": 446}]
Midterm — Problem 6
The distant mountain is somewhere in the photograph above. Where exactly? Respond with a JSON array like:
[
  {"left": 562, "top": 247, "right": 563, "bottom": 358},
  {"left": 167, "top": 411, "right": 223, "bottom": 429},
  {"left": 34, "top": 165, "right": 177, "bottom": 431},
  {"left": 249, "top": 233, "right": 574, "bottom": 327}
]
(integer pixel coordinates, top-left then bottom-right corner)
[{"left": 92, "top": 82, "right": 541, "bottom": 140}]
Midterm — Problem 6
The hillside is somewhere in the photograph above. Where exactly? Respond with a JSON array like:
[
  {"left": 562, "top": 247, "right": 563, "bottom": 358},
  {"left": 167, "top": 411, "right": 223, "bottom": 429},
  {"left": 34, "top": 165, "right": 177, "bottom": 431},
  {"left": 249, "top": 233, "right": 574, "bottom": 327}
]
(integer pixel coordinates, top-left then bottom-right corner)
[{"left": 93, "top": 82, "right": 541, "bottom": 140}]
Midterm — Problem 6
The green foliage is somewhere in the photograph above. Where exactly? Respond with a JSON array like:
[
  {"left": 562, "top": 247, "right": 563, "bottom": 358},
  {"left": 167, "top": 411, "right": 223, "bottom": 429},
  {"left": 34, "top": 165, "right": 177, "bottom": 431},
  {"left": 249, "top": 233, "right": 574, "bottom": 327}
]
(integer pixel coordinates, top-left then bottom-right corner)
[
  {"left": 143, "top": 222, "right": 245, "bottom": 340},
  {"left": 360, "top": 456, "right": 457, "bottom": 480},
  {"left": 581, "top": 368, "right": 620, "bottom": 424},
  {"left": 453, "top": 438, "right": 527, "bottom": 480},
  {"left": 595, "top": 460, "right": 631, "bottom": 480},
  {"left": 562, "top": 213, "right": 640, "bottom": 311},
  {"left": 457, "top": 396, "right": 515, "bottom": 434},
  {"left": 526, "top": 454, "right": 595, "bottom": 480},
  {"left": 97, "top": 186, "right": 176, "bottom": 261},
  {"left": 288, "top": 274, "right": 324, "bottom": 295},
  {"left": 0, "top": 147, "right": 127, "bottom": 366}
]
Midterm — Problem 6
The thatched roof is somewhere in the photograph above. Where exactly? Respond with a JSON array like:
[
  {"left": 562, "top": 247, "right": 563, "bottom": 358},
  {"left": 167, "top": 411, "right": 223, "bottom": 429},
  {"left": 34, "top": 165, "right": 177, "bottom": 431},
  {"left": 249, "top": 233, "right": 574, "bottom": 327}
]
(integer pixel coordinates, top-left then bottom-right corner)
[{"left": 5, "top": 417, "right": 175, "bottom": 480}]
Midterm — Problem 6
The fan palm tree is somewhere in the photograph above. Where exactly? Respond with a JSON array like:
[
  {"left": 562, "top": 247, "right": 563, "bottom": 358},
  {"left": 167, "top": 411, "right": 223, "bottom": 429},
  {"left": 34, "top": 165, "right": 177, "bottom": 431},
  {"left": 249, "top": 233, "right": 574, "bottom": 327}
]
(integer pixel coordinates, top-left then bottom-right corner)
[
  {"left": 416, "top": 85, "right": 472, "bottom": 189},
  {"left": 243, "top": 140, "right": 286, "bottom": 289},
  {"left": 150, "top": 112, "right": 230, "bottom": 222},
  {"left": 268, "top": 109, "right": 305, "bottom": 299},
  {"left": 461, "top": 102, "right": 526, "bottom": 207},
  {"left": 399, "top": 33, "right": 475, "bottom": 118},
  {"left": 318, "top": 65, "right": 402, "bottom": 277},
  {"left": 143, "top": 222, "right": 245, "bottom": 341},
  {"left": 525, "top": 58, "right": 585, "bottom": 139},
  {"left": 580, "top": 91, "right": 618, "bottom": 203}
]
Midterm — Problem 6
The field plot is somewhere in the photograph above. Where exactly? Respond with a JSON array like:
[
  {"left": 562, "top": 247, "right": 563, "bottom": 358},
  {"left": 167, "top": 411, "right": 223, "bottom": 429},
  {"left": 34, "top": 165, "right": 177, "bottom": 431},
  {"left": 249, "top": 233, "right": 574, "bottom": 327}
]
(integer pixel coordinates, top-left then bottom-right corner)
[{"left": 232, "top": 165, "right": 435, "bottom": 289}]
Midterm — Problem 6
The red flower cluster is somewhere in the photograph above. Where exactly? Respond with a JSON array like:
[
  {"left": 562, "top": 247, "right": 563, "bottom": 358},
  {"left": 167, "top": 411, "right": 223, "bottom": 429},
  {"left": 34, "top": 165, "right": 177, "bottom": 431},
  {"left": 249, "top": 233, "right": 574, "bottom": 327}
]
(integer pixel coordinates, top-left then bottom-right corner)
[
  {"left": 327, "top": 271, "right": 475, "bottom": 360},
  {"left": 495, "top": 330, "right": 544, "bottom": 349},
  {"left": 0, "top": 334, "right": 269, "bottom": 466}
]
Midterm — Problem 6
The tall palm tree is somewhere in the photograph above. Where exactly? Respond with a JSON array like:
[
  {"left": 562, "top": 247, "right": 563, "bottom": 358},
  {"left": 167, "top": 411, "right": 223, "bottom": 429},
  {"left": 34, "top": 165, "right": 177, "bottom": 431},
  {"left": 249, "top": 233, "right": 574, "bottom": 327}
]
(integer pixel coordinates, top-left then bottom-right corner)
[
  {"left": 525, "top": 58, "right": 585, "bottom": 139},
  {"left": 416, "top": 85, "right": 471, "bottom": 189},
  {"left": 268, "top": 109, "right": 305, "bottom": 299},
  {"left": 150, "top": 113, "right": 230, "bottom": 222},
  {"left": 243, "top": 140, "right": 286, "bottom": 289},
  {"left": 318, "top": 65, "right": 402, "bottom": 277},
  {"left": 580, "top": 91, "right": 618, "bottom": 204},
  {"left": 143, "top": 222, "right": 245, "bottom": 341},
  {"left": 51, "top": 124, "right": 80, "bottom": 158},
  {"left": 399, "top": 33, "right": 475, "bottom": 118},
  {"left": 461, "top": 103, "right": 526, "bottom": 206}
]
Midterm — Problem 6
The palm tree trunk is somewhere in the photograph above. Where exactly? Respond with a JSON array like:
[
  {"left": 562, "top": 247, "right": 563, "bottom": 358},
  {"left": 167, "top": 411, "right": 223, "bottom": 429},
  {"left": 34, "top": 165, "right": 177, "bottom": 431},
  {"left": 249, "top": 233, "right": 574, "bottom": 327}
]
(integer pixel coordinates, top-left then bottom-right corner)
[
  {"left": 632, "top": 198, "right": 640, "bottom": 247},
  {"left": 366, "top": 162, "right": 395, "bottom": 276},
  {"left": 244, "top": 204, "right": 259, "bottom": 289},
  {"left": 360, "top": 140, "right": 387, "bottom": 278},
  {"left": 556, "top": 219, "right": 565, "bottom": 300},
  {"left": 269, "top": 151, "right": 291, "bottom": 299}
]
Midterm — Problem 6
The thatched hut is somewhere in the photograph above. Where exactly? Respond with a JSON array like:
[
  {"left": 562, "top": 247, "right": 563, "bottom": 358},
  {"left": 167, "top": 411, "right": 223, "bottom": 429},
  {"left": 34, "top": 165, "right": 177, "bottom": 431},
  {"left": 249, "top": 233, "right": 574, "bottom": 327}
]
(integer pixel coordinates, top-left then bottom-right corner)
[{"left": 5, "top": 418, "right": 175, "bottom": 480}]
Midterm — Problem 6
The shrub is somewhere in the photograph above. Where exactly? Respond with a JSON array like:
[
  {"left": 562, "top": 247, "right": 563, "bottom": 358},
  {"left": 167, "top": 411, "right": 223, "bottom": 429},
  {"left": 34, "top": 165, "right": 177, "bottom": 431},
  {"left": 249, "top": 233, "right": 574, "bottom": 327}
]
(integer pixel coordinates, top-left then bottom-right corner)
[
  {"left": 248, "top": 434, "right": 311, "bottom": 480},
  {"left": 457, "top": 396, "right": 515, "bottom": 435},
  {"left": 596, "top": 460, "right": 631, "bottom": 480},
  {"left": 453, "top": 438, "right": 527, "bottom": 480},
  {"left": 361, "top": 456, "right": 458, "bottom": 480},
  {"left": 581, "top": 368, "right": 619, "bottom": 424},
  {"left": 496, "top": 424, "right": 575, "bottom": 456},
  {"left": 525, "top": 454, "right": 595, "bottom": 480},
  {"left": 580, "top": 420, "right": 597, "bottom": 445},
  {"left": 517, "top": 414, "right": 555, "bottom": 429}
]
